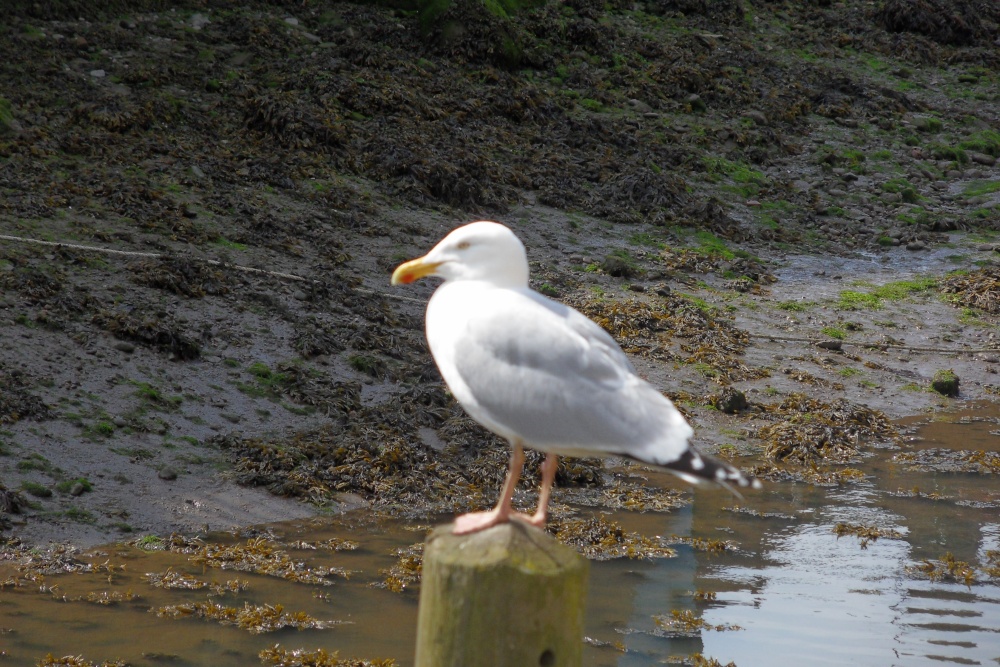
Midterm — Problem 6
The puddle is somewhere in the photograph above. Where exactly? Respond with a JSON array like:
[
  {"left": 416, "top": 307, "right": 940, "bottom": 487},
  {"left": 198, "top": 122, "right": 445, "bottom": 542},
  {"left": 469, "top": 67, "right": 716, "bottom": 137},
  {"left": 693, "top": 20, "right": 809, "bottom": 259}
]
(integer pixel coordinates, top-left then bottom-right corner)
[
  {"left": 774, "top": 244, "right": 978, "bottom": 293},
  {"left": 2, "top": 405, "right": 999, "bottom": 666}
]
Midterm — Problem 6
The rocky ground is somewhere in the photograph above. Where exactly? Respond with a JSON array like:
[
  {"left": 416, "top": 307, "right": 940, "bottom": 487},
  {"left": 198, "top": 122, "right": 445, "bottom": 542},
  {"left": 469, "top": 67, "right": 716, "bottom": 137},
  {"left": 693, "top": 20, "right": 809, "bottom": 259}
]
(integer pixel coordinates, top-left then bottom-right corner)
[{"left": 1, "top": 0, "right": 999, "bottom": 548}]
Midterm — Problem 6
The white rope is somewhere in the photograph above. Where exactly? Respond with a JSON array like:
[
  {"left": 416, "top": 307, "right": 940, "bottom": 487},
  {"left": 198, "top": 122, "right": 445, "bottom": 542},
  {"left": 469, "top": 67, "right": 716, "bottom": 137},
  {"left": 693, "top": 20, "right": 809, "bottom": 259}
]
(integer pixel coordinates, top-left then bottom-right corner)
[
  {"left": 746, "top": 333, "right": 998, "bottom": 355},
  {"left": 0, "top": 232, "right": 428, "bottom": 304},
  {"left": 2, "top": 233, "right": 994, "bottom": 349},
  {"left": 0, "top": 233, "right": 314, "bottom": 282}
]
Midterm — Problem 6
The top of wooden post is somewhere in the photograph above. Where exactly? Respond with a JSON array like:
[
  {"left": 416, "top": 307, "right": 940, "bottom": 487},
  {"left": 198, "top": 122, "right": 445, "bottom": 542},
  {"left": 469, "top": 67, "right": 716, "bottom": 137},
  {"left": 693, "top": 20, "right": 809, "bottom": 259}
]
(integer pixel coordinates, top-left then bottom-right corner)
[{"left": 426, "top": 521, "right": 586, "bottom": 575}]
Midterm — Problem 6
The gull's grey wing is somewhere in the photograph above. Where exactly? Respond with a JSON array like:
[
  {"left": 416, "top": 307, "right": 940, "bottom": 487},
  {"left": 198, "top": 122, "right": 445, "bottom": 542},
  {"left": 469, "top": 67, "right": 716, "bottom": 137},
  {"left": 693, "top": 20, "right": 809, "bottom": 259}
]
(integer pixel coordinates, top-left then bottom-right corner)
[{"left": 450, "top": 288, "right": 693, "bottom": 459}]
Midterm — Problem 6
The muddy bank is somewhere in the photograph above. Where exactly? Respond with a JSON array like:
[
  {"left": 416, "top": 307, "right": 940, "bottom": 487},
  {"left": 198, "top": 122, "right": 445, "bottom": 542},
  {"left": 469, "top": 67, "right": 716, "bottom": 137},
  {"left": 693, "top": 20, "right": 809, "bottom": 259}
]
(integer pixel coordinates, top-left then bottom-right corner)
[{"left": 0, "top": 0, "right": 998, "bottom": 548}]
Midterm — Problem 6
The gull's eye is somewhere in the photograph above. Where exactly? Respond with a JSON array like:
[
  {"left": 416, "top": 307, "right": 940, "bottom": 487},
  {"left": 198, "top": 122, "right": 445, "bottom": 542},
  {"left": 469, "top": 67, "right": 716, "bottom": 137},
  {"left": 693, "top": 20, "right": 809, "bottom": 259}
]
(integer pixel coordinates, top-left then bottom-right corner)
[{"left": 456, "top": 241, "right": 471, "bottom": 250}]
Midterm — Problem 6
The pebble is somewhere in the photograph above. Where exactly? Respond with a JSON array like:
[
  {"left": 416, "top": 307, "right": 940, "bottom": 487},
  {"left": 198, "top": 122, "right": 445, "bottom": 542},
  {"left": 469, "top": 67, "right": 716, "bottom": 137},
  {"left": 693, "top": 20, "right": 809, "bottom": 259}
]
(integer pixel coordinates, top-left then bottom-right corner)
[
  {"left": 70, "top": 483, "right": 86, "bottom": 496},
  {"left": 969, "top": 152, "right": 997, "bottom": 166},
  {"left": 89, "top": 69, "right": 106, "bottom": 78},
  {"left": 816, "top": 341, "right": 842, "bottom": 350},
  {"left": 158, "top": 468, "right": 178, "bottom": 481},
  {"left": 114, "top": 341, "right": 135, "bottom": 353},
  {"left": 906, "top": 241, "right": 926, "bottom": 251},
  {"left": 686, "top": 93, "right": 706, "bottom": 112},
  {"left": 628, "top": 98, "right": 652, "bottom": 113}
]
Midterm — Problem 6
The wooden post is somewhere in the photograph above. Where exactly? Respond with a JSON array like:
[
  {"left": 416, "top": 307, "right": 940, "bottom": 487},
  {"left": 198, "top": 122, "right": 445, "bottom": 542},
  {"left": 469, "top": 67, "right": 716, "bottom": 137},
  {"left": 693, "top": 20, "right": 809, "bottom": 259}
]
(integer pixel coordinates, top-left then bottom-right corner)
[{"left": 415, "top": 522, "right": 589, "bottom": 667}]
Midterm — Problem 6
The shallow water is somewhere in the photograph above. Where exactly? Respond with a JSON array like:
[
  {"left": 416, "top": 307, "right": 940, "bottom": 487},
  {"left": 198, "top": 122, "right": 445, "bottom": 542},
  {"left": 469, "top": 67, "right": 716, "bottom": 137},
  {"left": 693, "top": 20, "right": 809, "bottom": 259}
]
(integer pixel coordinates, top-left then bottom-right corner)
[{"left": 2, "top": 405, "right": 998, "bottom": 667}]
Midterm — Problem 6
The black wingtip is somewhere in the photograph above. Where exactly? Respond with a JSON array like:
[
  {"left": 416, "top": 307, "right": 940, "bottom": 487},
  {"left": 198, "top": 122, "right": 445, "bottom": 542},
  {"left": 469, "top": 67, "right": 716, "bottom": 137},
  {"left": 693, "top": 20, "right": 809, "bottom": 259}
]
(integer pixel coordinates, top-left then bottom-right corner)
[{"left": 661, "top": 448, "right": 760, "bottom": 494}]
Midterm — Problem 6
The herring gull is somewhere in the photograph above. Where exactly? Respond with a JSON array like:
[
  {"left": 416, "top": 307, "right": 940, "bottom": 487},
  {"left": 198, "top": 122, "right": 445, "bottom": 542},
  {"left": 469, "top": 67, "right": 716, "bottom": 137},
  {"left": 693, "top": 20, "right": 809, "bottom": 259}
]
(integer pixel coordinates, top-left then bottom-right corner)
[{"left": 392, "top": 221, "right": 758, "bottom": 534}]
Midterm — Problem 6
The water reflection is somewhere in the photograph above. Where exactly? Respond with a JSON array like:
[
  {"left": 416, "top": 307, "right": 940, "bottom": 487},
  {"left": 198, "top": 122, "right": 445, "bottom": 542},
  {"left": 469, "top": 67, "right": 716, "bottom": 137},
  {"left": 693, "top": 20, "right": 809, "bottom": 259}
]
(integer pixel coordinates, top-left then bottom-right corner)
[{"left": 1, "top": 406, "right": 998, "bottom": 666}]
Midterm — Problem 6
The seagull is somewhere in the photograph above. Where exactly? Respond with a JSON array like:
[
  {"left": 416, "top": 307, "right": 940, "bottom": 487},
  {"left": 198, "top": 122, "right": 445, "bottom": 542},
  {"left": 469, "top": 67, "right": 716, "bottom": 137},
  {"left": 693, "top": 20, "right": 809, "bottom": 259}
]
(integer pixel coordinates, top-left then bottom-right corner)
[{"left": 392, "top": 221, "right": 758, "bottom": 535}]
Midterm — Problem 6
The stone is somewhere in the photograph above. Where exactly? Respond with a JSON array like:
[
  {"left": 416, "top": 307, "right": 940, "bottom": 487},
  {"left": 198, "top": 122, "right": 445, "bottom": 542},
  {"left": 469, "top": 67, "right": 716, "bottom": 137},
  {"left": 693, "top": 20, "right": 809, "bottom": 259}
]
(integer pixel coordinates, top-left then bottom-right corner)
[
  {"left": 628, "top": 98, "right": 652, "bottom": 113},
  {"left": 686, "top": 94, "right": 706, "bottom": 112},
  {"left": 716, "top": 387, "right": 748, "bottom": 414},
  {"left": 602, "top": 255, "right": 637, "bottom": 278},
  {"left": 190, "top": 13, "right": 210, "bottom": 30},
  {"left": 931, "top": 369, "right": 959, "bottom": 397},
  {"left": 969, "top": 152, "right": 997, "bottom": 166},
  {"left": 158, "top": 468, "right": 178, "bottom": 481},
  {"left": 906, "top": 241, "right": 926, "bottom": 251}
]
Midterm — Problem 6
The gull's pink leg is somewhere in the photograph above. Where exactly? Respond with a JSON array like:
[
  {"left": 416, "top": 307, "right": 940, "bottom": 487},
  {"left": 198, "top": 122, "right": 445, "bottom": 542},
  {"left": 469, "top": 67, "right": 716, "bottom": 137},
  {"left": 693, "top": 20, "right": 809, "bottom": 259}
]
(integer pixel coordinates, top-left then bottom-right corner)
[
  {"left": 524, "top": 453, "right": 558, "bottom": 528},
  {"left": 452, "top": 441, "right": 525, "bottom": 535}
]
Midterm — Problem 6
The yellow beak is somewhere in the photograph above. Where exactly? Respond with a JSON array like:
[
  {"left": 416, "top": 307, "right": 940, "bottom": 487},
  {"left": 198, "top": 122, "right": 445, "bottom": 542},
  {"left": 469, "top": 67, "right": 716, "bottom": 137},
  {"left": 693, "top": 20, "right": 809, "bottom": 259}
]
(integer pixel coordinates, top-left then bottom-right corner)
[{"left": 391, "top": 256, "right": 443, "bottom": 285}]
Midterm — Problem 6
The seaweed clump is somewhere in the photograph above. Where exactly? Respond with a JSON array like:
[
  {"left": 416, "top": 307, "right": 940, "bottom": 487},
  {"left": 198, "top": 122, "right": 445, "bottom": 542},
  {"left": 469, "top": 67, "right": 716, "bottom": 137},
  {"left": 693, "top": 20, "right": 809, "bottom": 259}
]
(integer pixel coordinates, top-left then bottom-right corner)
[
  {"left": 940, "top": 267, "right": 1000, "bottom": 314},
  {"left": 549, "top": 515, "right": 676, "bottom": 561},
  {"left": 259, "top": 644, "right": 396, "bottom": 667},
  {"left": 893, "top": 448, "right": 1000, "bottom": 474},
  {"left": 906, "top": 552, "right": 978, "bottom": 586},
  {"left": 154, "top": 601, "right": 337, "bottom": 634},
  {"left": 755, "top": 394, "right": 898, "bottom": 464},
  {"left": 0, "top": 363, "right": 51, "bottom": 423},
  {"left": 573, "top": 294, "right": 768, "bottom": 383},
  {"left": 168, "top": 536, "right": 349, "bottom": 586},
  {"left": 128, "top": 257, "right": 231, "bottom": 297},
  {"left": 833, "top": 522, "right": 904, "bottom": 549},
  {"left": 91, "top": 308, "right": 201, "bottom": 360},
  {"left": 36, "top": 656, "right": 127, "bottom": 667},
  {"left": 375, "top": 542, "right": 424, "bottom": 593},
  {"left": 144, "top": 570, "right": 248, "bottom": 595},
  {"left": 653, "top": 609, "right": 742, "bottom": 637}
]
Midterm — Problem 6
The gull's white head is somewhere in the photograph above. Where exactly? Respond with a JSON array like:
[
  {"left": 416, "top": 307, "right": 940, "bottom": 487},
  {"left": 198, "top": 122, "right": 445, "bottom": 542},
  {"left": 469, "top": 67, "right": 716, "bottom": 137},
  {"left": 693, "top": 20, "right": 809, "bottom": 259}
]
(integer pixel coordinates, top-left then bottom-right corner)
[{"left": 391, "top": 221, "right": 529, "bottom": 288}]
